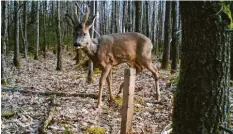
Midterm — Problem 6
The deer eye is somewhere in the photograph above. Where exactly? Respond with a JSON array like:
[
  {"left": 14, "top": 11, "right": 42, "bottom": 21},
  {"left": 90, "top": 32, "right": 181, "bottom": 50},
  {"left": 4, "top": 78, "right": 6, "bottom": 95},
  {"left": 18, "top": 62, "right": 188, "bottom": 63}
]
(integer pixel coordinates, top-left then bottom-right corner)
[{"left": 83, "top": 33, "right": 86, "bottom": 36}]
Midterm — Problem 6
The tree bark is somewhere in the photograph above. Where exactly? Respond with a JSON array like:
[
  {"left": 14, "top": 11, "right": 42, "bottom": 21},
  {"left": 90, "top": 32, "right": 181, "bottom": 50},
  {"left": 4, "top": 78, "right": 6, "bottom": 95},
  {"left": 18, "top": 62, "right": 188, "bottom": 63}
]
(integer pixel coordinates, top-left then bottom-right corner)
[
  {"left": 171, "top": 1, "right": 178, "bottom": 73},
  {"left": 13, "top": 1, "right": 21, "bottom": 68},
  {"left": 135, "top": 1, "right": 142, "bottom": 33},
  {"left": 23, "top": 1, "right": 28, "bottom": 58},
  {"left": 172, "top": 2, "right": 231, "bottom": 133},
  {"left": 43, "top": 1, "right": 47, "bottom": 58},
  {"left": 56, "top": 1, "right": 62, "bottom": 70},
  {"left": 2, "top": 1, "right": 8, "bottom": 56},
  {"left": 161, "top": 1, "right": 171, "bottom": 69},
  {"left": 34, "top": 1, "right": 40, "bottom": 60}
]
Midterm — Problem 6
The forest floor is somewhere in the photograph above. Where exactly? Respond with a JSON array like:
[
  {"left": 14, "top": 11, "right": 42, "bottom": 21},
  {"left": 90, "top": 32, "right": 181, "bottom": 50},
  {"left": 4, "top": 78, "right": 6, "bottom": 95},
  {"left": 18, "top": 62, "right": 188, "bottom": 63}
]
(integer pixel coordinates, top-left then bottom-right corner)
[{"left": 1, "top": 51, "right": 232, "bottom": 134}]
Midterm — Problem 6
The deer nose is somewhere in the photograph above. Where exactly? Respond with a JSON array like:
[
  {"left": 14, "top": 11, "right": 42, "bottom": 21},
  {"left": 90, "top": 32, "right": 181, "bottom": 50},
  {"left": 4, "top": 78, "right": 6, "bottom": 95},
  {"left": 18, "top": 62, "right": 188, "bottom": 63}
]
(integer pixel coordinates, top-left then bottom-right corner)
[{"left": 74, "top": 42, "right": 81, "bottom": 47}]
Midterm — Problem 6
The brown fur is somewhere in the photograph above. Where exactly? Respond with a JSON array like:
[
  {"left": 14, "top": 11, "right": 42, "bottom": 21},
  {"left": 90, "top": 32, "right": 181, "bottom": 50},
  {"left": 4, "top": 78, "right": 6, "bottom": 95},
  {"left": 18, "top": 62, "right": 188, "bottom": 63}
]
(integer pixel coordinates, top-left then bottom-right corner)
[{"left": 71, "top": 7, "right": 160, "bottom": 108}]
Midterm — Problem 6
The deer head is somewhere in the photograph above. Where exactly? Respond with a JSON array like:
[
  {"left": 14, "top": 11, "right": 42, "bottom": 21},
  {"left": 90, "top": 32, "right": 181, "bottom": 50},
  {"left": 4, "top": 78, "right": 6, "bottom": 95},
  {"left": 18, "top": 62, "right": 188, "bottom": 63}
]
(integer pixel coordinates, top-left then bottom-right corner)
[{"left": 66, "top": 6, "right": 96, "bottom": 49}]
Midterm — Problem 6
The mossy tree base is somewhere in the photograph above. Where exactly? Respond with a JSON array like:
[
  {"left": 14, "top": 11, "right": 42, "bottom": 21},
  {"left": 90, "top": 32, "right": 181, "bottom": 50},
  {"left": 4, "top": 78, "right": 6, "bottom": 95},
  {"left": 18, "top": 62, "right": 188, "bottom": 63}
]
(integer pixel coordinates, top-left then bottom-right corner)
[{"left": 13, "top": 58, "right": 21, "bottom": 68}]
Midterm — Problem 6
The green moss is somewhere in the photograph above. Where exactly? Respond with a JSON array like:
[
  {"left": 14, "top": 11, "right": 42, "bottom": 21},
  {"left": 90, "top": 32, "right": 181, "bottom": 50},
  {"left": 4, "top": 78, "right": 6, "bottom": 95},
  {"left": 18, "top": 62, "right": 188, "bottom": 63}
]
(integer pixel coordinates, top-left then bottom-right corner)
[
  {"left": 63, "top": 126, "right": 73, "bottom": 134},
  {"left": 114, "top": 96, "right": 123, "bottom": 107},
  {"left": 1, "top": 79, "right": 8, "bottom": 86},
  {"left": 223, "top": 4, "right": 233, "bottom": 28},
  {"left": 135, "top": 98, "right": 147, "bottom": 107},
  {"left": 13, "top": 59, "right": 21, "bottom": 68},
  {"left": 93, "top": 68, "right": 102, "bottom": 74},
  {"left": 1, "top": 110, "right": 16, "bottom": 119},
  {"left": 170, "top": 74, "right": 180, "bottom": 86},
  {"left": 230, "top": 80, "right": 233, "bottom": 86},
  {"left": 84, "top": 127, "right": 106, "bottom": 134}
]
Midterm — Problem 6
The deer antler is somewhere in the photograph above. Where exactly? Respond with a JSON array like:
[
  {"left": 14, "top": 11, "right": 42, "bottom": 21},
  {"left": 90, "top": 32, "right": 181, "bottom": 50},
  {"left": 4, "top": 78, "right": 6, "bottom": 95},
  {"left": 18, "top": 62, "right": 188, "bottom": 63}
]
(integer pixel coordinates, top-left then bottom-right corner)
[{"left": 83, "top": 6, "right": 90, "bottom": 24}]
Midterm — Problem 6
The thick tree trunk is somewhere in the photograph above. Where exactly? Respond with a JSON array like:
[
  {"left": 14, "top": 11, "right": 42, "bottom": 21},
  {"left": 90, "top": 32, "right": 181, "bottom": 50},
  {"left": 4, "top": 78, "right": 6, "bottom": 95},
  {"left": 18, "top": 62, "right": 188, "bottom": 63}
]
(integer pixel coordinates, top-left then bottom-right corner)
[
  {"left": 34, "top": 1, "right": 40, "bottom": 60},
  {"left": 56, "top": 1, "right": 62, "bottom": 70},
  {"left": 171, "top": 1, "right": 178, "bottom": 73},
  {"left": 13, "top": 1, "right": 21, "bottom": 68},
  {"left": 135, "top": 1, "right": 142, "bottom": 33},
  {"left": 172, "top": 2, "right": 231, "bottom": 133},
  {"left": 161, "top": 1, "right": 171, "bottom": 69}
]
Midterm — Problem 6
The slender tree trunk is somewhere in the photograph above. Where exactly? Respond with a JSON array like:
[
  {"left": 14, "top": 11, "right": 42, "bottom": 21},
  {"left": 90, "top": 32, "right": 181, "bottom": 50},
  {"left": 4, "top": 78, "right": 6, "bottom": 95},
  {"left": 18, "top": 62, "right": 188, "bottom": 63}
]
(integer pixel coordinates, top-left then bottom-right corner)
[
  {"left": 161, "top": 1, "right": 171, "bottom": 69},
  {"left": 56, "top": 1, "right": 62, "bottom": 70},
  {"left": 115, "top": 1, "right": 119, "bottom": 33},
  {"left": 173, "top": 2, "right": 231, "bottom": 133},
  {"left": 43, "top": 1, "right": 47, "bottom": 58},
  {"left": 87, "top": 1, "right": 95, "bottom": 84},
  {"left": 122, "top": 1, "right": 127, "bottom": 33},
  {"left": 171, "top": 1, "right": 178, "bottom": 73},
  {"left": 14, "top": 1, "right": 21, "bottom": 68},
  {"left": 23, "top": 1, "right": 28, "bottom": 58},
  {"left": 145, "top": 1, "right": 150, "bottom": 37},
  {"left": 34, "top": 1, "right": 40, "bottom": 60},
  {"left": 135, "top": 1, "right": 142, "bottom": 33}
]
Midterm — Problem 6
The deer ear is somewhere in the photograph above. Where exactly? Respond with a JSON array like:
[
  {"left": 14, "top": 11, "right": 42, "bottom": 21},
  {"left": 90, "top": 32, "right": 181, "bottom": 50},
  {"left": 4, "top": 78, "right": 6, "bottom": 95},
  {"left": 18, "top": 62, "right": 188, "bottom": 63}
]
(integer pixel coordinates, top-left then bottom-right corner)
[{"left": 85, "top": 15, "right": 96, "bottom": 29}]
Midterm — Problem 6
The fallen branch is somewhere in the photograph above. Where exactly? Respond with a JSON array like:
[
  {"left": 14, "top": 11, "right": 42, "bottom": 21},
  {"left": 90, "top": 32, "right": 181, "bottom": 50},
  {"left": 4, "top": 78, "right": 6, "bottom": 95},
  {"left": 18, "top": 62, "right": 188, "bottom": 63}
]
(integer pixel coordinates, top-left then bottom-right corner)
[
  {"left": 1, "top": 87, "right": 106, "bottom": 99},
  {"left": 39, "top": 96, "right": 56, "bottom": 133}
]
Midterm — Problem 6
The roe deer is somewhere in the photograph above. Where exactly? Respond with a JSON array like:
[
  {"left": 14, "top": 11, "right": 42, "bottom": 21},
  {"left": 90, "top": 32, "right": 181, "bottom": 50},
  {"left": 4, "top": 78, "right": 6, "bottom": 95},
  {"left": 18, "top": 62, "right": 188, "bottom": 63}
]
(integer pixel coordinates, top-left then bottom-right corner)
[{"left": 66, "top": 7, "right": 160, "bottom": 108}]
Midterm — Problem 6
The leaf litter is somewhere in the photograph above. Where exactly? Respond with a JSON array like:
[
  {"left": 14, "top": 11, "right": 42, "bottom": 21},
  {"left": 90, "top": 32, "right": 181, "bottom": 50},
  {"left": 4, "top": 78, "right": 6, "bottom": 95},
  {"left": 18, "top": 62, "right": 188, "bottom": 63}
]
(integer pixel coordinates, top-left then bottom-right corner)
[{"left": 2, "top": 51, "right": 177, "bottom": 133}]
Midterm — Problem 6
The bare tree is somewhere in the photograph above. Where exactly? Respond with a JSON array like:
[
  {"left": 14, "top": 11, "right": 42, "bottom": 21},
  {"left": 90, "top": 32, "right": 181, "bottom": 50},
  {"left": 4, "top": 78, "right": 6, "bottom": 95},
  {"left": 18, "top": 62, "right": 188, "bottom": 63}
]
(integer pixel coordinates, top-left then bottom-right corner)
[
  {"left": 23, "top": 1, "right": 28, "bottom": 58},
  {"left": 2, "top": 1, "right": 8, "bottom": 56},
  {"left": 13, "top": 1, "right": 21, "bottom": 68},
  {"left": 43, "top": 1, "right": 47, "bottom": 58},
  {"left": 135, "top": 1, "right": 142, "bottom": 33},
  {"left": 34, "top": 1, "right": 40, "bottom": 60},
  {"left": 171, "top": 1, "right": 178, "bottom": 73},
  {"left": 56, "top": 1, "right": 62, "bottom": 70},
  {"left": 161, "top": 1, "right": 172, "bottom": 69}
]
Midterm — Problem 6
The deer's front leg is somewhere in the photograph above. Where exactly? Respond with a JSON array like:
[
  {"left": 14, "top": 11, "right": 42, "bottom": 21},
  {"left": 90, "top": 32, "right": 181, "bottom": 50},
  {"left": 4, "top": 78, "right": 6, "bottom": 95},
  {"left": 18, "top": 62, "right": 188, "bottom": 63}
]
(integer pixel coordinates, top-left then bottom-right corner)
[
  {"left": 107, "top": 69, "right": 114, "bottom": 101},
  {"left": 97, "top": 65, "right": 112, "bottom": 108}
]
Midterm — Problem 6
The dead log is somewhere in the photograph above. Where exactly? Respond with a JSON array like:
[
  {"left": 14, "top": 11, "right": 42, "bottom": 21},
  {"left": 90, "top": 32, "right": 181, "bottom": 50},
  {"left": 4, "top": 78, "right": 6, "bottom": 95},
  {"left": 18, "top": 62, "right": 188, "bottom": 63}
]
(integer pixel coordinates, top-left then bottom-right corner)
[{"left": 1, "top": 87, "right": 106, "bottom": 99}]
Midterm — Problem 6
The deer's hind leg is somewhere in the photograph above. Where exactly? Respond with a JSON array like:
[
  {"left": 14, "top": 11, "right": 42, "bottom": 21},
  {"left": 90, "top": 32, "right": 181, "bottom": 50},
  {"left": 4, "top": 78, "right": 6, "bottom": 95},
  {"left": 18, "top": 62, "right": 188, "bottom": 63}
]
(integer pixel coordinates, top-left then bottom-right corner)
[
  {"left": 142, "top": 60, "right": 160, "bottom": 101},
  {"left": 117, "top": 62, "right": 142, "bottom": 95},
  {"left": 106, "top": 69, "right": 114, "bottom": 102}
]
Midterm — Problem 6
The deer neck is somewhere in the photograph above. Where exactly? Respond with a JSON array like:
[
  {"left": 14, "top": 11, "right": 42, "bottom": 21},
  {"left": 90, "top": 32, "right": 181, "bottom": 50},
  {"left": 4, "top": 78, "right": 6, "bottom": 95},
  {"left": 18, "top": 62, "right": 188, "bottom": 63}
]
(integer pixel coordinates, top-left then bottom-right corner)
[{"left": 82, "top": 39, "right": 98, "bottom": 61}]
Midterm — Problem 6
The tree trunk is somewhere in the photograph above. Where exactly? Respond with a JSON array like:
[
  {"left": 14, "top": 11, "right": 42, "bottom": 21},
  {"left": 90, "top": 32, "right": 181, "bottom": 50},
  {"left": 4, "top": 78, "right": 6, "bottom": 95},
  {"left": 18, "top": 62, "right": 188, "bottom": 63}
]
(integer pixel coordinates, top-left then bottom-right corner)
[
  {"left": 87, "top": 1, "right": 95, "bottom": 84},
  {"left": 172, "top": 2, "right": 231, "bottom": 133},
  {"left": 231, "top": 32, "right": 233, "bottom": 80},
  {"left": 2, "top": 1, "right": 8, "bottom": 56},
  {"left": 161, "top": 1, "right": 171, "bottom": 69},
  {"left": 43, "top": 1, "right": 47, "bottom": 58},
  {"left": 145, "top": 1, "right": 150, "bottom": 37},
  {"left": 122, "top": 1, "right": 127, "bottom": 33},
  {"left": 23, "top": 1, "right": 28, "bottom": 58},
  {"left": 171, "top": 1, "right": 178, "bottom": 73},
  {"left": 14, "top": 1, "right": 21, "bottom": 68},
  {"left": 115, "top": 1, "right": 119, "bottom": 33},
  {"left": 56, "top": 1, "right": 62, "bottom": 70},
  {"left": 135, "top": 1, "right": 142, "bottom": 33},
  {"left": 34, "top": 1, "right": 40, "bottom": 60}
]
